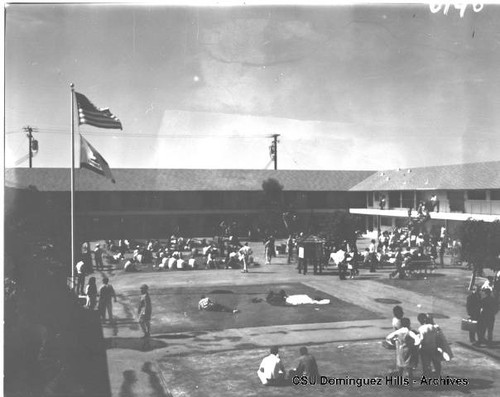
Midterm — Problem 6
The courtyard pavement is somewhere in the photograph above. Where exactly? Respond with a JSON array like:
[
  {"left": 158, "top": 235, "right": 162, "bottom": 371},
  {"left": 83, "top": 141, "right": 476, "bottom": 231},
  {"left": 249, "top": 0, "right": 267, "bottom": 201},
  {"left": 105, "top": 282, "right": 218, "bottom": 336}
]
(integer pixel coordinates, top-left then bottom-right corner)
[{"left": 92, "top": 240, "right": 500, "bottom": 397}]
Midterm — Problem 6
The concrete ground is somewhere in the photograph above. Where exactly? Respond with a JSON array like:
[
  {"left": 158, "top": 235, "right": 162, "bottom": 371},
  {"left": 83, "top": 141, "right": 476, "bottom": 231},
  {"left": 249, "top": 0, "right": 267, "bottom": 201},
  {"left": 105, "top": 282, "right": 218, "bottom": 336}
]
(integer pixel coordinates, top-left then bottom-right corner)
[{"left": 93, "top": 240, "right": 500, "bottom": 397}]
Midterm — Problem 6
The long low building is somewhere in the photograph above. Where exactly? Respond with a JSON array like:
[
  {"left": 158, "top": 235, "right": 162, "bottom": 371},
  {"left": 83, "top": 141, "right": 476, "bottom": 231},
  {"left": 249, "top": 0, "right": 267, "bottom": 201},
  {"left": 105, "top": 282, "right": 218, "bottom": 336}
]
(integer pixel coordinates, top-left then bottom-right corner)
[
  {"left": 4, "top": 168, "right": 373, "bottom": 240},
  {"left": 5, "top": 161, "right": 500, "bottom": 242},
  {"left": 348, "top": 161, "right": 500, "bottom": 235}
]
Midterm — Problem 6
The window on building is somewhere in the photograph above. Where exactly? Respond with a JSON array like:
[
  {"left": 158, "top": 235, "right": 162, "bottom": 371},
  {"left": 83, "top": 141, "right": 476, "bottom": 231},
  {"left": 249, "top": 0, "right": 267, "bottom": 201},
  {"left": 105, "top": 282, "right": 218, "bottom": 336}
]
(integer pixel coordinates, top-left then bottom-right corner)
[
  {"left": 491, "top": 190, "right": 500, "bottom": 200},
  {"left": 367, "top": 192, "right": 373, "bottom": 207},
  {"left": 401, "top": 191, "right": 414, "bottom": 209},
  {"left": 448, "top": 191, "right": 465, "bottom": 212},
  {"left": 467, "top": 190, "right": 486, "bottom": 200},
  {"left": 381, "top": 217, "right": 392, "bottom": 227},
  {"left": 388, "top": 191, "right": 400, "bottom": 208},
  {"left": 148, "top": 192, "right": 162, "bottom": 209},
  {"left": 202, "top": 192, "right": 223, "bottom": 209},
  {"left": 308, "top": 192, "right": 327, "bottom": 208}
]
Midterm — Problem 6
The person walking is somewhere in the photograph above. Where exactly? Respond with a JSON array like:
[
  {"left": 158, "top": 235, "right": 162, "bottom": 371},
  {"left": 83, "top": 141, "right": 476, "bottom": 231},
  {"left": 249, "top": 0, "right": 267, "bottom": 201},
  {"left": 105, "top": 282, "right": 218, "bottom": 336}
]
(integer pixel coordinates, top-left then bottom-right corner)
[
  {"left": 98, "top": 277, "right": 117, "bottom": 323},
  {"left": 466, "top": 285, "right": 482, "bottom": 344},
  {"left": 85, "top": 277, "right": 98, "bottom": 310},
  {"left": 138, "top": 284, "right": 152, "bottom": 338}
]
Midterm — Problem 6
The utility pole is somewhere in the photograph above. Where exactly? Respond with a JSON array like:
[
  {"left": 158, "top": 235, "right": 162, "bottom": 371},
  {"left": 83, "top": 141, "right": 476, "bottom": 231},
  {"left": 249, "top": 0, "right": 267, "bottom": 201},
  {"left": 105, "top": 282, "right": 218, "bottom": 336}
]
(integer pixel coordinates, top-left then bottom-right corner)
[
  {"left": 23, "top": 126, "right": 38, "bottom": 168},
  {"left": 269, "top": 134, "right": 280, "bottom": 170}
]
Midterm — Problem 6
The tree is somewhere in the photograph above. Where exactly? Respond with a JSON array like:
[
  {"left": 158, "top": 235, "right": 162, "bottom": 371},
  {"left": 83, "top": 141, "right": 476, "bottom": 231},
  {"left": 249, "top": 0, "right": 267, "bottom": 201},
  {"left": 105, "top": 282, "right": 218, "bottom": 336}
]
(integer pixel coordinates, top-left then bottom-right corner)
[
  {"left": 259, "top": 178, "right": 285, "bottom": 236},
  {"left": 314, "top": 211, "right": 361, "bottom": 251},
  {"left": 261, "top": 178, "right": 284, "bottom": 206},
  {"left": 458, "top": 219, "right": 500, "bottom": 289}
]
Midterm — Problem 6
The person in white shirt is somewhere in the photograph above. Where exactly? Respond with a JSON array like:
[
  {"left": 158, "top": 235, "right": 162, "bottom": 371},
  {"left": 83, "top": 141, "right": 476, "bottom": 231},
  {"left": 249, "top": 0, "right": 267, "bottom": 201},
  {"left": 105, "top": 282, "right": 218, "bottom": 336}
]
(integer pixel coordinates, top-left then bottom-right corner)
[
  {"left": 167, "top": 256, "right": 177, "bottom": 270},
  {"left": 239, "top": 243, "right": 252, "bottom": 273},
  {"left": 368, "top": 239, "right": 378, "bottom": 272},
  {"left": 75, "top": 260, "right": 86, "bottom": 295},
  {"left": 385, "top": 317, "right": 420, "bottom": 386},
  {"left": 481, "top": 276, "right": 494, "bottom": 292},
  {"left": 124, "top": 259, "right": 140, "bottom": 272},
  {"left": 198, "top": 295, "right": 239, "bottom": 313},
  {"left": 257, "top": 346, "right": 286, "bottom": 386},
  {"left": 417, "top": 313, "right": 441, "bottom": 377}
]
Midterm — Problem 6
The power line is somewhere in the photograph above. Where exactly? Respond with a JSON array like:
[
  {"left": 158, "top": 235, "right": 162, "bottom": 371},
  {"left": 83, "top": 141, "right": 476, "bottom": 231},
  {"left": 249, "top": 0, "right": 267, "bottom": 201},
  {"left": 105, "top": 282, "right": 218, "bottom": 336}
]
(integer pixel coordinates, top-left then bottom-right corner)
[{"left": 8, "top": 129, "right": 273, "bottom": 140}]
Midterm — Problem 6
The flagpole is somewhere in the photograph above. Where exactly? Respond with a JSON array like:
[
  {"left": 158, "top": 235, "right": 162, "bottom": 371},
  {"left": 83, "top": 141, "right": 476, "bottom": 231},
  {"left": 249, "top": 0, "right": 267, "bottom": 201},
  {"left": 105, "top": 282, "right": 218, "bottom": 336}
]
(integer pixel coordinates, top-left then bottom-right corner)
[{"left": 70, "top": 83, "right": 76, "bottom": 291}]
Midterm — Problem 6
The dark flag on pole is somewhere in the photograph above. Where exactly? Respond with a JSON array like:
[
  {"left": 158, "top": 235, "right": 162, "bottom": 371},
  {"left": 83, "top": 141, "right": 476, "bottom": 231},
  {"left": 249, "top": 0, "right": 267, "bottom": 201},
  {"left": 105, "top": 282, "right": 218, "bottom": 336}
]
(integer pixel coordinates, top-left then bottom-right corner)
[
  {"left": 75, "top": 92, "right": 123, "bottom": 129},
  {"left": 80, "top": 134, "right": 116, "bottom": 183}
]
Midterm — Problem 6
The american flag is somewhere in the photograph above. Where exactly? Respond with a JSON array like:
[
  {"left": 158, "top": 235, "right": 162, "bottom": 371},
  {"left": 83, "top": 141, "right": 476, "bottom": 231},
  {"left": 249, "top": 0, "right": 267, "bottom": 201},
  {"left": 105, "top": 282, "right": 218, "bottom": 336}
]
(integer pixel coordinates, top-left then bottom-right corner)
[{"left": 75, "top": 92, "right": 122, "bottom": 130}]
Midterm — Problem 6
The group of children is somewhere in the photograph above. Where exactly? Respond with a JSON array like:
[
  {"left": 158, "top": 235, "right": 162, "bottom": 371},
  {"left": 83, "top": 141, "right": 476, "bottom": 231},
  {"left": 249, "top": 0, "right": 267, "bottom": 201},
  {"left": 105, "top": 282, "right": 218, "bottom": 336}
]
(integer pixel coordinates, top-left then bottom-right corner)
[{"left": 385, "top": 306, "right": 453, "bottom": 388}]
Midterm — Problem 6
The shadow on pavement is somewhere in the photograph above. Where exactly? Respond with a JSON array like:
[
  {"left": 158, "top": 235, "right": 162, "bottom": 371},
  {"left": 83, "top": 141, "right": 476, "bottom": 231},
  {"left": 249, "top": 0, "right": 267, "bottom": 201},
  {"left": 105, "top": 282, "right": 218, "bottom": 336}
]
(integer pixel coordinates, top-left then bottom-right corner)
[
  {"left": 105, "top": 337, "right": 167, "bottom": 352},
  {"left": 155, "top": 331, "right": 208, "bottom": 339},
  {"left": 118, "top": 370, "right": 137, "bottom": 397},
  {"left": 141, "top": 362, "right": 172, "bottom": 397}
]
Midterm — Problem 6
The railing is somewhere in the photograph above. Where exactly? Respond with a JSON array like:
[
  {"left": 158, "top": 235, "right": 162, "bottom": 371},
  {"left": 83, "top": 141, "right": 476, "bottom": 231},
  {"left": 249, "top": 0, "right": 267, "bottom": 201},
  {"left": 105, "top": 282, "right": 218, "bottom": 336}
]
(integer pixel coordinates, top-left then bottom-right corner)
[{"left": 465, "top": 200, "right": 500, "bottom": 215}]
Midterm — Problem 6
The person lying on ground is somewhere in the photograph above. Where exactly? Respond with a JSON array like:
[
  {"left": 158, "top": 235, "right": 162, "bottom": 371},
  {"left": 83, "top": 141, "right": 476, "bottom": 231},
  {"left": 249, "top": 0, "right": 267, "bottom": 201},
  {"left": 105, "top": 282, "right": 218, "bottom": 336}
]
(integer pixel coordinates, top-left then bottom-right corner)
[
  {"left": 266, "top": 290, "right": 288, "bottom": 306},
  {"left": 198, "top": 295, "right": 239, "bottom": 313}
]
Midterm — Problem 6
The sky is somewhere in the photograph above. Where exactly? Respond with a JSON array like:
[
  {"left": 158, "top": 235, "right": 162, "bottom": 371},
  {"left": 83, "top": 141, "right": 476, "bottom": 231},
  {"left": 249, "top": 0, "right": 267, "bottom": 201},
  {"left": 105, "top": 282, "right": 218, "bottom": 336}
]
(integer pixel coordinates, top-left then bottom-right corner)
[{"left": 5, "top": 2, "right": 500, "bottom": 170}]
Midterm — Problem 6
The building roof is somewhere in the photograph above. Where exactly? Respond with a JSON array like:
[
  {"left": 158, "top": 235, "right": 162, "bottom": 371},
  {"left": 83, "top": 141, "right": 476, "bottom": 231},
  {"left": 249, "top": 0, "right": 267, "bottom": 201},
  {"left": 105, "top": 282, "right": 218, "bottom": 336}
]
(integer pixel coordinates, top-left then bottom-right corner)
[
  {"left": 4, "top": 168, "right": 375, "bottom": 192},
  {"left": 349, "top": 161, "right": 500, "bottom": 191}
]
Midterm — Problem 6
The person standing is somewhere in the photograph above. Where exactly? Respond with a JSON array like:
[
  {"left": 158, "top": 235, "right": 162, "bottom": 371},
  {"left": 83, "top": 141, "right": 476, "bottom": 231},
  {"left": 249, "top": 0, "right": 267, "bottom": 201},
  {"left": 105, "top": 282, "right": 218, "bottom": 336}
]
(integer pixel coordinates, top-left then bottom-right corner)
[
  {"left": 81, "top": 241, "right": 92, "bottom": 271},
  {"left": 85, "top": 277, "right": 98, "bottom": 310},
  {"left": 287, "top": 235, "right": 294, "bottom": 264},
  {"left": 298, "top": 245, "right": 306, "bottom": 275},
  {"left": 478, "top": 288, "right": 498, "bottom": 345},
  {"left": 94, "top": 244, "right": 104, "bottom": 271},
  {"left": 386, "top": 317, "right": 420, "bottom": 387},
  {"left": 466, "top": 286, "right": 482, "bottom": 344},
  {"left": 379, "top": 195, "right": 386, "bottom": 210},
  {"left": 98, "top": 277, "right": 117, "bottom": 322},
  {"left": 75, "top": 260, "right": 86, "bottom": 295},
  {"left": 264, "top": 236, "right": 276, "bottom": 265},
  {"left": 417, "top": 313, "right": 441, "bottom": 377},
  {"left": 368, "top": 239, "right": 377, "bottom": 273},
  {"left": 239, "top": 242, "right": 252, "bottom": 273},
  {"left": 138, "top": 284, "right": 152, "bottom": 338},
  {"left": 392, "top": 305, "right": 404, "bottom": 330},
  {"left": 430, "top": 195, "right": 440, "bottom": 212},
  {"left": 438, "top": 240, "right": 446, "bottom": 267}
]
